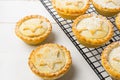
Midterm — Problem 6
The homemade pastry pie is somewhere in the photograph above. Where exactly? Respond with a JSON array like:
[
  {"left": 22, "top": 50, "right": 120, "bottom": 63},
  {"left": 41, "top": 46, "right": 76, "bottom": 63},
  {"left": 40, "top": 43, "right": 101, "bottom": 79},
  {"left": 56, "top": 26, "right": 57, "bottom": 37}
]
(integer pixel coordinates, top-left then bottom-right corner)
[
  {"left": 115, "top": 13, "right": 120, "bottom": 31},
  {"left": 15, "top": 15, "right": 52, "bottom": 45},
  {"left": 51, "top": 0, "right": 90, "bottom": 19},
  {"left": 72, "top": 13, "right": 113, "bottom": 48},
  {"left": 28, "top": 43, "right": 72, "bottom": 80},
  {"left": 91, "top": 0, "right": 120, "bottom": 16},
  {"left": 101, "top": 41, "right": 120, "bottom": 80}
]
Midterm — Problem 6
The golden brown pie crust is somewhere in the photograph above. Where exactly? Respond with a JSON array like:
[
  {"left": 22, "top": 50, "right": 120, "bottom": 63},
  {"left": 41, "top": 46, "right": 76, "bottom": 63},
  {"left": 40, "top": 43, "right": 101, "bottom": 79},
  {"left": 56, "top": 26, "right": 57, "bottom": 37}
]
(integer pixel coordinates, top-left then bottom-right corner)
[
  {"left": 72, "top": 14, "right": 113, "bottom": 48},
  {"left": 91, "top": 0, "right": 120, "bottom": 17},
  {"left": 15, "top": 15, "right": 52, "bottom": 45},
  {"left": 115, "top": 13, "right": 120, "bottom": 31},
  {"left": 101, "top": 41, "right": 120, "bottom": 80},
  {"left": 28, "top": 43, "right": 72, "bottom": 80},
  {"left": 51, "top": 0, "right": 90, "bottom": 19}
]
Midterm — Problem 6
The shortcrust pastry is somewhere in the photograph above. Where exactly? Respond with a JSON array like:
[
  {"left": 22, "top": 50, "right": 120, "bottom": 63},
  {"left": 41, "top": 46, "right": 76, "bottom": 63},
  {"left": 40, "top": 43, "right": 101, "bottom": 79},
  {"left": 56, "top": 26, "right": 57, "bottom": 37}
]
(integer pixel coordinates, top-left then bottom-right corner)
[
  {"left": 28, "top": 43, "right": 72, "bottom": 80},
  {"left": 101, "top": 41, "right": 120, "bottom": 80},
  {"left": 72, "top": 14, "right": 113, "bottom": 48},
  {"left": 115, "top": 13, "right": 120, "bottom": 31},
  {"left": 15, "top": 15, "right": 52, "bottom": 45},
  {"left": 51, "top": 0, "right": 90, "bottom": 19},
  {"left": 91, "top": 0, "right": 120, "bottom": 16}
]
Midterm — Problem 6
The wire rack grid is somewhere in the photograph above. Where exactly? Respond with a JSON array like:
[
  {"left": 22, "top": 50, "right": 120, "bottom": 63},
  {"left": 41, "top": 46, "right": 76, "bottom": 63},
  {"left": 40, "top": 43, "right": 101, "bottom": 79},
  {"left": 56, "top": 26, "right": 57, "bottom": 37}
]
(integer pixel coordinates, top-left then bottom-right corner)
[{"left": 40, "top": 0, "right": 120, "bottom": 80}]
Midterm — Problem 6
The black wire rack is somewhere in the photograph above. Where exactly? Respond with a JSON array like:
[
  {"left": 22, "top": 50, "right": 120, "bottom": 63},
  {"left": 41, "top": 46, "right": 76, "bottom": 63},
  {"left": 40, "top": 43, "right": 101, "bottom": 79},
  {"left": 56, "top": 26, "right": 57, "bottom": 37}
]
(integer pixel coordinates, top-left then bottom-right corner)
[{"left": 40, "top": 0, "right": 120, "bottom": 80}]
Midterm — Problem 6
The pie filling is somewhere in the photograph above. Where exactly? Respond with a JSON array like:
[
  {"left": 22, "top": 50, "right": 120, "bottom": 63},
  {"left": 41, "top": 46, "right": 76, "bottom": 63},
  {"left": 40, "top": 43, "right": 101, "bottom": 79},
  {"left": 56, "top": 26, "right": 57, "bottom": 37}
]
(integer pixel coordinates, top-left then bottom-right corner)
[
  {"left": 55, "top": 0, "right": 88, "bottom": 10},
  {"left": 93, "top": 0, "right": 120, "bottom": 9},
  {"left": 32, "top": 45, "right": 66, "bottom": 73},
  {"left": 109, "top": 46, "right": 120, "bottom": 73},
  {"left": 76, "top": 16, "right": 109, "bottom": 39},
  {"left": 19, "top": 18, "right": 48, "bottom": 37}
]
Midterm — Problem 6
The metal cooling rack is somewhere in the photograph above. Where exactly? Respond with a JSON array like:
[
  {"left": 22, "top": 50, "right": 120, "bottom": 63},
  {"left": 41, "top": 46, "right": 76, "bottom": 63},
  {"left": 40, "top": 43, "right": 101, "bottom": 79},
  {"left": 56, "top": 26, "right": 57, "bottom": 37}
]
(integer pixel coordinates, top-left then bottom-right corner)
[{"left": 40, "top": 0, "right": 120, "bottom": 80}]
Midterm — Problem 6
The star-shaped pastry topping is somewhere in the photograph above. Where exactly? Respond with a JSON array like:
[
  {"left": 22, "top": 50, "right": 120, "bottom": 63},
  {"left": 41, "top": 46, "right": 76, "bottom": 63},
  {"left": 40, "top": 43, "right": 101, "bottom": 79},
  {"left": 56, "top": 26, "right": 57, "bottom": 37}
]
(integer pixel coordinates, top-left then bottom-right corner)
[
  {"left": 23, "top": 25, "right": 43, "bottom": 33},
  {"left": 22, "top": 25, "right": 46, "bottom": 37},
  {"left": 113, "top": 57, "right": 120, "bottom": 62},
  {"left": 78, "top": 21, "right": 104, "bottom": 35},
  {"left": 20, "top": 20, "right": 47, "bottom": 37},
  {"left": 37, "top": 48, "right": 63, "bottom": 69},
  {"left": 105, "top": 0, "right": 118, "bottom": 6},
  {"left": 66, "top": 1, "right": 83, "bottom": 8}
]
